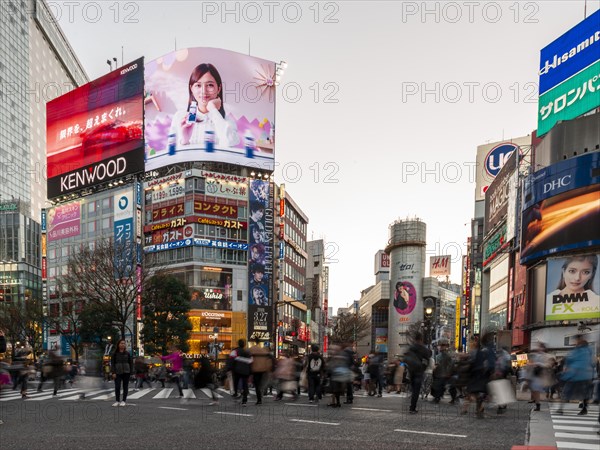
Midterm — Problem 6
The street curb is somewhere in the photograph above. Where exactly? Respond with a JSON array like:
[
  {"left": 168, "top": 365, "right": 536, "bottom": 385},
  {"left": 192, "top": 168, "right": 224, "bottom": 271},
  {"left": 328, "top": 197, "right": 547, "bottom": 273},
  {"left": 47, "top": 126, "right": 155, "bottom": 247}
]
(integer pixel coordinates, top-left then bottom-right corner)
[{"left": 522, "top": 401, "right": 557, "bottom": 449}]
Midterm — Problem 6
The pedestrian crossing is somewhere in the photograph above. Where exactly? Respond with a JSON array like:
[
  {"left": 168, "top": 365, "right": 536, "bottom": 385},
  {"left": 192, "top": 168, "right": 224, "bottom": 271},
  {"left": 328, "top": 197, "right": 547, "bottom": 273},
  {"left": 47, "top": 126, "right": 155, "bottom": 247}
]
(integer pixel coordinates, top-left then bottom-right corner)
[
  {"left": 549, "top": 404, "right": 600, "bottom": 450},
  {"left": 0, "top": 386, "right": 408, "bottom": 403}
]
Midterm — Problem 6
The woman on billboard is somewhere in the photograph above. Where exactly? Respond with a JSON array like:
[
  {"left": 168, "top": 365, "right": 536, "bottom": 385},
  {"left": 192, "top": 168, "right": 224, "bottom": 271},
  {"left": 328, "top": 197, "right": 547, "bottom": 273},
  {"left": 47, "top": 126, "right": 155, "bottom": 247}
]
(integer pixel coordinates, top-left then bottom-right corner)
[
  {"left": 547, "top": 255, "right": 599, "bottom": 303},
  {"left": 170, "top": 63, "right": 239, "bottom": 150}
]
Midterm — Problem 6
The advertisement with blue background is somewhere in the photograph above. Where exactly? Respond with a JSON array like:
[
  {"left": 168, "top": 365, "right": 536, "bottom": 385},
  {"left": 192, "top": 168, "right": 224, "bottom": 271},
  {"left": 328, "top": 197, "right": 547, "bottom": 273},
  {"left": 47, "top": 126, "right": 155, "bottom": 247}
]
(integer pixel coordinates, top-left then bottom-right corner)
[{"left": 539, "top": 9, "right": 600, "bottom": 95}]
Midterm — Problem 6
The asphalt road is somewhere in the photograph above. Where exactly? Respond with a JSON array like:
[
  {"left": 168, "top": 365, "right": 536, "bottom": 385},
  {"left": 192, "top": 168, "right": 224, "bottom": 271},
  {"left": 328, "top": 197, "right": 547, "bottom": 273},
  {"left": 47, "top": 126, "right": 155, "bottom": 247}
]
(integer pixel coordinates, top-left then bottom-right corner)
[{"left": 0, "top": 391, "right": 531, "bottom": 450}]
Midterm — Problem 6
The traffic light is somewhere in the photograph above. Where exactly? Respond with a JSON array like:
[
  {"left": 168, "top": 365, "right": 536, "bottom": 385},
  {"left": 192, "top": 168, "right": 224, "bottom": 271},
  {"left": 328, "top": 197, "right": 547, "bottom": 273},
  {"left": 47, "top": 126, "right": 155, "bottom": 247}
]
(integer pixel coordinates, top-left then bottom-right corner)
[
  {"left": 424, "top": 297, "right": 435, "bottom": 320},
  {"left": 286, "top": 330, "right": 297, "bottom": 338}
]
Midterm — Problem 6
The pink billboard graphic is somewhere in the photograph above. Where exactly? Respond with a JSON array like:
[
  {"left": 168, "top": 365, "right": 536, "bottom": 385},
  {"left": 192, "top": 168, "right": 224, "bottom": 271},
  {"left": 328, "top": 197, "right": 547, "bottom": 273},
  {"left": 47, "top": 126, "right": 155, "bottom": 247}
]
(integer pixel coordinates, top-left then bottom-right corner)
[
  {"left": 47, "top": 201, "right": 81, "bottom": 242},
  {"left": 393, "top": 281, "right": 417, "bottom": 315},
  {"left": 144, "top": 47, "right": 276, "bottom": 172}
]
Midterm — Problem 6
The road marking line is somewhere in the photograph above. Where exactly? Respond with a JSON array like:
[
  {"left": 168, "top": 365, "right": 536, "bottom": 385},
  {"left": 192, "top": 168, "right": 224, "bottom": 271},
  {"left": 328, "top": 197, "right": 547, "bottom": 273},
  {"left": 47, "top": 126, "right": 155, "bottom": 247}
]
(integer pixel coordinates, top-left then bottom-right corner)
[
  {"left": 284, "top": 403, "right": 317, "bottom": 407},
  {"left": 552, "top": 419, "right": 599, "bottom": 424},
  {"left": 127, "top": 388, "right": 155, "bottom": 399},
  {"left": 158, "top": 406, "right": 188, "bottom": 411},
  {"left": 553, "top": 425, "right": 599, "bottom": 432},
  {"left": 289, "top": 419, "right": 340, "bottom": 426},
  {"left": 352, "top": 407, "right": 392, "bottom": 412},
  {"left": 152, "top": 388, "right": 173, "bottom": 399},
  {"left": 555, "top": 432, "right": 600, "bottom": 440},
  {"left": 556, "top": 441, "right": 600, "bottom": 449},
  {"left": 214, "top": 412, "right": 253, "bottom": 417},
  {"left": 394, "top": 429, "right": 467, "bottom": 438}
]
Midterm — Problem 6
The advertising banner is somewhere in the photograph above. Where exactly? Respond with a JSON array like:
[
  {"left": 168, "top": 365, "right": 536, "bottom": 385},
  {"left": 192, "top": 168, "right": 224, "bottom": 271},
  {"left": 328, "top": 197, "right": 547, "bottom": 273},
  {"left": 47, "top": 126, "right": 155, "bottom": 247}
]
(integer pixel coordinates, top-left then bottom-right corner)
[
  {"left": 151, "top": 203, "right": 185, "bottom": 222},
  {"left": 537, "top": 60, "right": 600, "bottom": 136},
  {"left": 521, "top": 153, "right": 600, "bottom": 264},
  {"left": 205, "top": 176, "right": 248, "bottom": 201},
  {"left": 539, "top": 10, "right": 600, "bottom": 95},
  {"left": 194, "top": 200, "right": 238, "bottom": 218},
  {"left": 114, "top": 189, "right": 134, "bottom": 275},
  {"left": 545, "top": 254, "right": 600, "bottom": 321},
  {"left": 430, "top": 255, "right": 451, "bottom": 277},
  {"left": 144, "top": 48, "right": 276, "bottom": 171},
  {"left": 483, "top": 223, "right": 509, "bottom": 267},
  {"left": 375, "top": 328, "right": 388, "bottom": 353},
  {"left": 46, "top": 58, "right": 144, "bottom": 199},
  {"left": 484, "top": 151, "right": 517, "bottom": 235},
  {"left": 248, "top": 179, "right": 274, "bottom": 343},
  {"left": 47, "top": 201, "right": 81, "bottom": 242},
  {"left": 474, "top": 136, "right": 530, "bottom": 201}
]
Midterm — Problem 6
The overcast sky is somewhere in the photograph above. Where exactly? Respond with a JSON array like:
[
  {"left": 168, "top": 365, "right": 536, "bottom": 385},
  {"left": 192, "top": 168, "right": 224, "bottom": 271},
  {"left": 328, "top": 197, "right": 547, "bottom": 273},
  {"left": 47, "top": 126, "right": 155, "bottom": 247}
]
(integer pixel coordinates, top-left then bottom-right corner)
[{"left": 53, "top": 0, "right": 599, "bottom": 311}]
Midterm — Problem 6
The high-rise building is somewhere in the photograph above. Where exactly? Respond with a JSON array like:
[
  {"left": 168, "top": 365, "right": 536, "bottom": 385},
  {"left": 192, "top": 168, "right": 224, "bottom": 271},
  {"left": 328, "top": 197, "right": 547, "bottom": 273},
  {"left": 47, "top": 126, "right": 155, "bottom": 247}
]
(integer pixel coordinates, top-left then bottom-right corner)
[{"left": 0, "top": 0, "right": 85, "bottom": 311}]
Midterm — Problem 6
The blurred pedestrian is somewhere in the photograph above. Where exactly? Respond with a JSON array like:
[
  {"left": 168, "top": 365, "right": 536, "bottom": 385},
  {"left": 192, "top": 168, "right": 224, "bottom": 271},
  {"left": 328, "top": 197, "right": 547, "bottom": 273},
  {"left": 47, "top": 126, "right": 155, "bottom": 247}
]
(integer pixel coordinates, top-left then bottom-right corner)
[
  {"left": 342, "top": 343, "right": 356, "bottom": 404},
  {"left": 249, "top": 340, "right": 272, "bottom": 405},
  {"left": 528, "top": 343, "right": 554, "bottom": 412},
  {"left": 326, "top": 345, "right": 352, "bottom": 408},
  {"left": 41, "top": 350, "right": 64, "bottom": 396},
  {"left": 228, "top": 339, "right": 252, "bottom": 406},
  {"left": 494, "top": 346, "right": 513, "bottom": 413},
  {"left": 193, "top": 356, "right": 219, "bottom": 405},
  {"left": 274, "top": 351, "right": 297, "bottom": 401},
  {"left": 432, "top": 340, "right": 454, "bottom": 404},
  {"left": 462, "top": 333, "right": 496, "bottom": 418},
  {"left": 367, "top": 352, "right": 385, "bottom": 397},
  {"left": 134, "top": 357, "right": 151, "bottom": 389},
  {"left": 160, "top": 345, "right": 184, "bottom": 398},
  {"left": 556, "top": 334, "right": 594, "bottom": 416},
  {"left": 111, "top": 339, "right": 132, "bottom": 407},
  {"left": 306, "top": 344, "right": 325, "bottom": 403},
  {"left": 404, "top": 332, "right": 432, "bottom": 414}
]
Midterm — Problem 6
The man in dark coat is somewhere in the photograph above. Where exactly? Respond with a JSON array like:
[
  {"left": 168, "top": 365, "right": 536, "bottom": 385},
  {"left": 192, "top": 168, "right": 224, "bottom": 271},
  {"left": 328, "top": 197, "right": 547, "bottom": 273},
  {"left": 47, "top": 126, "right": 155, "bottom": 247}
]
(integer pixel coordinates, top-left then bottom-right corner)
[{"left": 405, "top": 332, "right": 432, "bottom": 414}]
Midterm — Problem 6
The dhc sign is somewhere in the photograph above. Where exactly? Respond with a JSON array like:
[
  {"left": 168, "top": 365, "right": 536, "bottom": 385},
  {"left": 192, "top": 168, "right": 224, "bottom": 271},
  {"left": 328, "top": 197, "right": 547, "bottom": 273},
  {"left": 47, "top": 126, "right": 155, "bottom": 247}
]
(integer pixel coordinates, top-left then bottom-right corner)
[{"left": 485, "top": 143, "right": 519, "bottom": 177}]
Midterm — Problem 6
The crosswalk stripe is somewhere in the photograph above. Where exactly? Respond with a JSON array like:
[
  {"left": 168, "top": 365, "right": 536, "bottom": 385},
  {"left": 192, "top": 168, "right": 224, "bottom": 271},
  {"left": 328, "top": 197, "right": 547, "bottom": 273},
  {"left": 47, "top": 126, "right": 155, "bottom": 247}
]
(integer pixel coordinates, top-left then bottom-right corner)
[
  {"left": 153, "top": 388, "right": 174, "bottom": 399},
  {"left": 200, "top": 388, "right": 222, "bottom": 399},
  {"left": 556, "top": 442, "right": 600, "bottom": 449},
  {"left": 552, "top": 419, "right": 599, "bottom": 424},
  {"left": 127, "top": 388, "right": 156, "bottom": 399},
  {"left": 182, "top": 389, "right": 196, "bottom": 399},
  {"left": 553, "top": 425, "right": 598, "bottom": 432},
  {"left": 62, "top": 389, "right": 113, "bottom": 400},
  {"left": 555, "top": 433, "right": 600, "bottom": 440},
  {"left": 28, "top": 390, "right": 83, "bottom": 401}
]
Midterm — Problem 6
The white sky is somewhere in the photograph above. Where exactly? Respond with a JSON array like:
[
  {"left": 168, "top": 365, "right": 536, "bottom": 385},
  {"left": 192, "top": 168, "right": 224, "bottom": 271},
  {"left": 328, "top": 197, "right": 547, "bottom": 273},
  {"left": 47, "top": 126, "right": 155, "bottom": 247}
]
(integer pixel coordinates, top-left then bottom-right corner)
[{"left": 52, "top": 0, "right": 599, "bottom": 311}]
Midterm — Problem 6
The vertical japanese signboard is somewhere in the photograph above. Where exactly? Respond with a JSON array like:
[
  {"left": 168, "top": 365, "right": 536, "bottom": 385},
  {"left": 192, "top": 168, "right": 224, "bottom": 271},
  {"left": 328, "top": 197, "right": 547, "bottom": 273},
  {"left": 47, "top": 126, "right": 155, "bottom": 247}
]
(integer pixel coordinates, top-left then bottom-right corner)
[{"left": 247, "top": 179, "right": 274, "bottom": 343}]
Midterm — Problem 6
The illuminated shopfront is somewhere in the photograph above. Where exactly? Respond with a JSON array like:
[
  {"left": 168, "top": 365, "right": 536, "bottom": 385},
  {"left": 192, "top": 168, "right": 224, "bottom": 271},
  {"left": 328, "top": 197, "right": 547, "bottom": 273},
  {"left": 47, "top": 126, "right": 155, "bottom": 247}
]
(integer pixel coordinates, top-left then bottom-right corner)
[{"left": 187, "top": 310, "right": 246, "bottom": 364}]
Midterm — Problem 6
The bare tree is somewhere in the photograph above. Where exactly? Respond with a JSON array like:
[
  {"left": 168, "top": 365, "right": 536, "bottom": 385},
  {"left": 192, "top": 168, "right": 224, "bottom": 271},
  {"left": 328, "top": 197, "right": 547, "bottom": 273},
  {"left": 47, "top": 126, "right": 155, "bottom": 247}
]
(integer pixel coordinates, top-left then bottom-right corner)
[
  {"left": 47, "top": 281, "right": 84, "bottom": 362},
  {"left": 329, "top": 312, "right": 371, "bottom": 345},
  {"left": 58, "top": 238, "right": 153, "bottom": 342}
]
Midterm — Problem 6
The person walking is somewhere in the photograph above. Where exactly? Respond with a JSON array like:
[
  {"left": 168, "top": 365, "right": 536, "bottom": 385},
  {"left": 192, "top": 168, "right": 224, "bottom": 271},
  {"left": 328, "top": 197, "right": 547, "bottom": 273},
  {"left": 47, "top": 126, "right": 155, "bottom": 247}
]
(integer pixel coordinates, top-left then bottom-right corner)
[
  {"left": 404, "top": 332, "right": 432, "bottom": 414},
  {"left": 228, "top": 339, "right": 252, "bottom": 406},
  {"left": 306, "top": 344, "right": 325, "bottom": 403},
  {"left": 274, "top": 351, "right": 297, "bottom": 401},
  {"left": 326, "top": 345, "right": 351, "bottom": 408},
  {"left": 160, "top": 346, "right": 184, "bottom": 398},
  {"left": 556, "top": 334, "right": 595, "bottom": 416},
  {"left": 432, "top": 340, "right": 454, "bottom": 404},
  {"left": 249, "top": 340, "right": 272, "bottom": 405},
  {"left": 528, "top": 343, "right": 554, "bottom": 412},
  {"left": 42, "top": 350, "right": 64, "bottom": 396},
  {"left": 342, "top": 343, "right": 356, "bottom": 404},
  {"left": 367, "top": 352, "right": 385, "bottom": 397},
  {"left": 193, "top": 356, "right": 220, "bottom": 405},
  {"left": 462, "top": 333, "right": 496, "bottom": 418},
  {"left": 111, "top": 339, "right": 132, "bottom": 407},
  {"left": 134, "top": 357, "right": 151, "bottom": 389}
]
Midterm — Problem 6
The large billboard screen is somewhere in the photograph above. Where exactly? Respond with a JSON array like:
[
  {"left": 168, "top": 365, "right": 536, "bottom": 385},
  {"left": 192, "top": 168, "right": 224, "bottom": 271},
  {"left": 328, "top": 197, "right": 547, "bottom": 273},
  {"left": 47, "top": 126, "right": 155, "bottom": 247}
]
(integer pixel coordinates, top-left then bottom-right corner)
[
  {"left": 144, "top": 48, "right": 276, "bottom": 172},
  {"left": 46, "top": 58, "right": 145, "bottom": 200},
  {"left": 545, "top": 254, "right": 600, "bottom": 321},
  {"left": 539, "top": 10, "right": 600, "bottom": 95},
  {"left": 521, "top": 153, "right": 600, "bottom": 264}
]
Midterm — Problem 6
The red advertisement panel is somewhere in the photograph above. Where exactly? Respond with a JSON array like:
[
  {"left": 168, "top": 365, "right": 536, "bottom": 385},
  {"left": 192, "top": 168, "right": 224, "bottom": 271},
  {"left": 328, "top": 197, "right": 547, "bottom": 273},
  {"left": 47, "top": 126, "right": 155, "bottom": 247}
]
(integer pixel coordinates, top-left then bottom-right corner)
[
  {"left": 194, "top": 200, "right": 238, "bottom": 218},
  {"left": 46, "top": 58, "right": 145, "bottom": 199},
  {"left": 151, "top": 203, "right": 184, "bottom": 222}
]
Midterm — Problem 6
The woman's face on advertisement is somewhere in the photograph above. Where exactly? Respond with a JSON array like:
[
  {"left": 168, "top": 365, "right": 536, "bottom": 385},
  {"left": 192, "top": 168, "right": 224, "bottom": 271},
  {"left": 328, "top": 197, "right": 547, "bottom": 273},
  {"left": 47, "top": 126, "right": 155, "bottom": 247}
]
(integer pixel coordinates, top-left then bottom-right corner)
[
  {"left": 563, "top": 260, "right": 594, "bottom": 292},
  {"left": 191, "top": 72, "right": 220, "bottom": 112}
]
